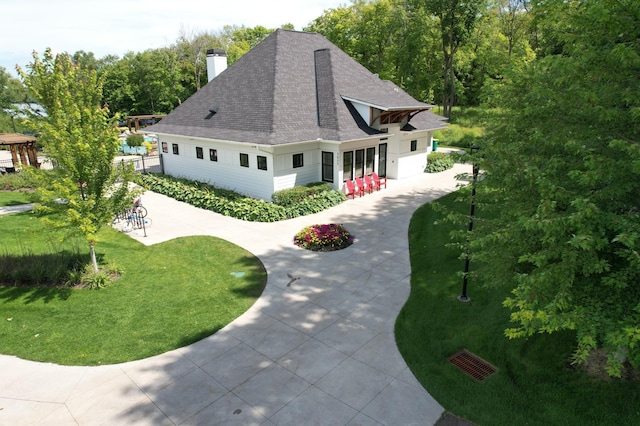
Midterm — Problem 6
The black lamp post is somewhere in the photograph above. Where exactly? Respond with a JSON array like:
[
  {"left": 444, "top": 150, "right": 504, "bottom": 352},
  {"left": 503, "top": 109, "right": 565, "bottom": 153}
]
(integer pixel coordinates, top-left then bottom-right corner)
[{"left": 458, "top": 145, "right": 481, "bottom": 302}]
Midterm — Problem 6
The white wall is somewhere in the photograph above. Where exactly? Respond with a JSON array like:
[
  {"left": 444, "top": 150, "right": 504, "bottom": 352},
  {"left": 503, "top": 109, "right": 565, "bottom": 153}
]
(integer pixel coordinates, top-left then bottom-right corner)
[
  {"left": 273, "top": 143, "right": 322, "bottom": 191},
  {"left": 395, "top": 131, "right": 431, "bottom": 179},
  {"left": 158, "top": 130, "right": 433, "bottom": 201},
  {"left": 159, "top": 135, "right": 276, "bottom": 200}
]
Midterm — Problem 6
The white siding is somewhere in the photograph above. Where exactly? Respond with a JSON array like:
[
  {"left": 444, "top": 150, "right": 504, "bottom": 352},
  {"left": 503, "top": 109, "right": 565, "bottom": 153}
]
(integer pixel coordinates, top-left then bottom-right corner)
[
  {"left": 159, "top": 135, "right": 276, "bottom": 200},
  {"left": 157, "top": 130, "right": 433, "bottom": 201},
  {"left": 396, "top": 131, "right": 431, "bottom": 179},
  {"left": 273, "top": 143, "right": 322, "bottom": 191}
]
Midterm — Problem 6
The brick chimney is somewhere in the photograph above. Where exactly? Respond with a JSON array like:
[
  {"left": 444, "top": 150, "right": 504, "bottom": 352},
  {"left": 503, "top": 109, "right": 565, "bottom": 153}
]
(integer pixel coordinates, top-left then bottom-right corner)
[{"left": 206, "top": 49, "right": 227, "bottom": 82}]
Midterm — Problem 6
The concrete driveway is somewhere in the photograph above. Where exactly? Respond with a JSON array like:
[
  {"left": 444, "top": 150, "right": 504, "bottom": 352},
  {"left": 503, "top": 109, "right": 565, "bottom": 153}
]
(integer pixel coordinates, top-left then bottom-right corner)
[{"left": 0, "top": 163, "right": 471, "bottom": 425}]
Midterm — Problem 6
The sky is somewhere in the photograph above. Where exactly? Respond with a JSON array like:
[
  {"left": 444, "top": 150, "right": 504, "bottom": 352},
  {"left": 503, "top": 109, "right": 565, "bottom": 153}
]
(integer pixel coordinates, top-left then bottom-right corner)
[{"left": 0, "top": 0, "right": 345, "bottom": 77}]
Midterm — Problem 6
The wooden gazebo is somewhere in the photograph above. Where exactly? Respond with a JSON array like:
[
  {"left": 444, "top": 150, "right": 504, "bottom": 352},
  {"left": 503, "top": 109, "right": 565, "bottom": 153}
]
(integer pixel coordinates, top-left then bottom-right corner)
[{"left": 0, "top": 133, "right": 40, "bottom": 169}]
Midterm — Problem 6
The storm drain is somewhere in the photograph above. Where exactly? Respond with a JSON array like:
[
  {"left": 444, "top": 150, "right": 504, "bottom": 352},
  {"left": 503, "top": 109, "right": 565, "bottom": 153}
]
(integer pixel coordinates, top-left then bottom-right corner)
[{"left": 448, "top": 349, "right": 496, "bottom": 381}]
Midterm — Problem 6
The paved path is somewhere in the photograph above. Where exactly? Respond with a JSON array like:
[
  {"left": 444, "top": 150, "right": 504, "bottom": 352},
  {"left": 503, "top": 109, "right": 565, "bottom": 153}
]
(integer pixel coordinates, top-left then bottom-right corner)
[{"left": 0, "top": 164, "right": 471, "bottom": 426}]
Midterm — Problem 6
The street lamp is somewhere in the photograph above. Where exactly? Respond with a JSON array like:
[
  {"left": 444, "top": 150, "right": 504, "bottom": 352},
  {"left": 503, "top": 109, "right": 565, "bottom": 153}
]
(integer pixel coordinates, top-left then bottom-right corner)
[{"left": 458, "top": 145, "right": 481, "bottom": 302}]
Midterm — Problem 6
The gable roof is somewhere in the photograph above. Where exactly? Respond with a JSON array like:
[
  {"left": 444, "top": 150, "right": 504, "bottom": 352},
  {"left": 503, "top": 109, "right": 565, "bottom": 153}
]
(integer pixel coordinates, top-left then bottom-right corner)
[{"left": 148, "top": 29, "right": 446, "bottom": 145}]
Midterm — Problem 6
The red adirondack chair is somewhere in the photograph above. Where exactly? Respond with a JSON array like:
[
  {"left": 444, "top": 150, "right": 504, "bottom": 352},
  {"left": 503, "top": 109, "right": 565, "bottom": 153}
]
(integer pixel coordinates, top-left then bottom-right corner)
[
  {"left": 371, "top": 172, "right": 387, "bottom": 189},
  {"left": 345, "top": 179, "right": 357, "bottom": 199},
  {"left": 355, "top": 176, "right": 370, "bottom": 195},
  {"left": 365, "top": 174, "right": 378, "bottom": 191}
]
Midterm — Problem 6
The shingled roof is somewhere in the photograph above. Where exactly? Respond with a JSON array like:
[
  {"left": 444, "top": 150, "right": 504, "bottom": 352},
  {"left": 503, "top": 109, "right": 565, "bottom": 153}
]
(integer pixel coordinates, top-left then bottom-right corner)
[{"left": 148, "top": 29, "right": 446, "bottom": 145}]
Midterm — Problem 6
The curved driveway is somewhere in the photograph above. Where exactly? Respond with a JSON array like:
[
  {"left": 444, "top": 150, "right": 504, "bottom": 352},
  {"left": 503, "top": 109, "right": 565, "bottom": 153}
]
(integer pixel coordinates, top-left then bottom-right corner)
[{"left": 0, "top": 164, "right": 470, "bottom": 425}]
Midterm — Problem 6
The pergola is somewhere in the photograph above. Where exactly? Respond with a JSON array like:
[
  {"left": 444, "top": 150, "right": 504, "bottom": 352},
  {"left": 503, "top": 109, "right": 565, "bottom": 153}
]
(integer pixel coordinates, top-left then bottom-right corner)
[
  {"left": 0, "top": 133, "right": 40, "bottom": 169},
  {"left": 124, "top": 115, "right": 166, "bottom": 132}
]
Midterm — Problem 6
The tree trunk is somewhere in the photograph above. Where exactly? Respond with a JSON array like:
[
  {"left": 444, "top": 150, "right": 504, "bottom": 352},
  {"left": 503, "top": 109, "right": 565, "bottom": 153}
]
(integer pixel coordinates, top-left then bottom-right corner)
[{"left": 89, "top": 243, "right": 99, "bottom": 273}]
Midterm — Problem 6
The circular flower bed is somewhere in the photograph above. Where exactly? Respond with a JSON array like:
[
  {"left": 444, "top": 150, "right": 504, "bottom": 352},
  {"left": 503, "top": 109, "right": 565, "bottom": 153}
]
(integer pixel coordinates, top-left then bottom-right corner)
[{"left": 293, "top": 224, "right": 355, "bottom": 252}]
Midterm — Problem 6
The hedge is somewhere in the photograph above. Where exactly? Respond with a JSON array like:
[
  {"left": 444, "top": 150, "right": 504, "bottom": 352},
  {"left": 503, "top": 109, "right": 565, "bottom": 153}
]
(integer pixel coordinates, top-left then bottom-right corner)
[
  {"left": 137, "top": 174, "right": 346, "bottom": 222},
  {"left": 425, "top": 151, "right": 455, "bottom": 173}
]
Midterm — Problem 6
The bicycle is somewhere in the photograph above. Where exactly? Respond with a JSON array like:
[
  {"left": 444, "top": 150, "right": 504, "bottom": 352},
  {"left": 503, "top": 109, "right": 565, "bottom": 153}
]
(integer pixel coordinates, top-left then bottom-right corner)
[
  {"left": 133, "top": 197, "right": 147, "bottom": 218},
  {"left": 112, "top": 199, "right": 151, "bottom": 233}
]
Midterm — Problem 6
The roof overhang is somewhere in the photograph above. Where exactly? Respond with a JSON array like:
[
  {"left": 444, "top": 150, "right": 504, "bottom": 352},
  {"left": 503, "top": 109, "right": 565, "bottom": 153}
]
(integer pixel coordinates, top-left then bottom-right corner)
[{"left": 340, "top": 95, "right": 433, "bottom": 112}]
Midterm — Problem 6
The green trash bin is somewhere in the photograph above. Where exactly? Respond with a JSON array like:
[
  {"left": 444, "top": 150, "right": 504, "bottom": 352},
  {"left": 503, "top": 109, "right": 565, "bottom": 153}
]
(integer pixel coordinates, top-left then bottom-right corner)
[{"left": 432, "top": 139, "right": 439, "bottom": 151}]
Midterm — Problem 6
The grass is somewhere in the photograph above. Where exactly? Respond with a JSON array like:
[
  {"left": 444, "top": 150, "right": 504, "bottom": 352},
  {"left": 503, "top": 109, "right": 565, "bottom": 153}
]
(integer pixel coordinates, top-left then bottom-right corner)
[
  {"left": 395, "top": 191, "right": 640, "bottom": 425},
  {"left": 0, "top": 190, "right": 32, "bottom": 206},
  {"left": 432, "top": 106, "right": 493, "bottom": 149},
  {"left": 0, "top": 208, "right": 266, "bottom": 366}
]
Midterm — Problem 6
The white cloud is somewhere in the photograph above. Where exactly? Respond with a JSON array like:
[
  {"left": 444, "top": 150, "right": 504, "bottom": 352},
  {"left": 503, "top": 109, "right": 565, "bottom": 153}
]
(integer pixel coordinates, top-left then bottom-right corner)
[{"left": 0, "top": 0, "right": 343, "bottom": 75}]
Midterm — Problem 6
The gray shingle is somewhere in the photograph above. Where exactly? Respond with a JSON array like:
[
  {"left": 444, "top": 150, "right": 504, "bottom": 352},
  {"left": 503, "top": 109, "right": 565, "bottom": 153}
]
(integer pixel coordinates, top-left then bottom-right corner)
[{"left": 148, "top": 30, "right": 446, "bottom": 145}]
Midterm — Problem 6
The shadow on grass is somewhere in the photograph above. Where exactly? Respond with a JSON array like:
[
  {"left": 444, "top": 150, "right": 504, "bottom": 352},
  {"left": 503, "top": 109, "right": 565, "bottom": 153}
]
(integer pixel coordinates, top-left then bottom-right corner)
[
  {"left": 0, "top": 251, "right": 97, "bottom": 303},
  {"left": 0, "top": 285, "right": 72, "bottom": 304}
]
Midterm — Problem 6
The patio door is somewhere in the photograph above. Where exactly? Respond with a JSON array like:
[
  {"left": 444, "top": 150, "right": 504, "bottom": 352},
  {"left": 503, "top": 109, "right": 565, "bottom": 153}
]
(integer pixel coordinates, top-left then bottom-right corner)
[
  {"left": 378, "top": 143, "right": 387, "bottom": 177},
  {"left": 322, "top": 151, "right": 334, "bottom": 182}
]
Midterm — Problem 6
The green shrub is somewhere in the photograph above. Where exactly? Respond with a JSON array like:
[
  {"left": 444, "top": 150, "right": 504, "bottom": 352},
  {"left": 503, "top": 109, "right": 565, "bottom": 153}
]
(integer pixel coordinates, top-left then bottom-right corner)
[
  {"left": 272, "top": 182, "right": 333, "bottom": 207},
  {"left": 137, "top": 174, "right": 346, "bottom": 222},
  {"left": 0, "top": 170, "right": 37, "bottom": 190},
  {"left": 126, "top": 133, "right": 144, "bottom": 147},
  {"left": 425, "top": 152, "right": 455, "bottom": 173}
]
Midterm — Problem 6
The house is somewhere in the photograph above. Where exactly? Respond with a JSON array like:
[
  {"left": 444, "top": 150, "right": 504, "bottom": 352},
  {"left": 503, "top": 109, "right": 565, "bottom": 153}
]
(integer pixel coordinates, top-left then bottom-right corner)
[{"left": 146, "top": 29, "right": 447, "bottom": 201}]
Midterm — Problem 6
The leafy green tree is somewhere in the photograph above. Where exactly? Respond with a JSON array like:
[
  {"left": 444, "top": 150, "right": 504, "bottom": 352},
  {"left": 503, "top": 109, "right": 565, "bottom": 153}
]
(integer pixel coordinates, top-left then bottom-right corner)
[
  {"left": 101, "top": 54, "right": 135, "bottom": 115},
  {"left": 0, "top": 66, "right": 31, "bottom": 132},
  {"left": 176, "top": 27, "right": 228, "bottom": 91},
  {"left": 473, "top": 0, "right": 640, "bottom": 376},
  {"left": 18, "top": 49, "right": 137, "bottom": 273},
  {"left": 419, "top": 0, "right": 484, "bottom": 117},
  {"left": 456, "top": 1, "right": 534, "bottom": 106}
]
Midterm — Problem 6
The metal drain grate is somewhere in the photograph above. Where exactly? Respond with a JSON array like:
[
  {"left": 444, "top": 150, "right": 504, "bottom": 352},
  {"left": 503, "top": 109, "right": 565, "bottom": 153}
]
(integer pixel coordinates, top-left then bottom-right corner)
[{"left": 448, "top": 349, "right": 497, "bottom": 381}]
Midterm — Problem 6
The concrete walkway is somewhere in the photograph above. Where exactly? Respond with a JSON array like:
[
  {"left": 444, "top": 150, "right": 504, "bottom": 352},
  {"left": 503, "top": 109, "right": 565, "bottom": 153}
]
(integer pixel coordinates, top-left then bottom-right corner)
[{"left": 0, "top": 164, "right": 471, "bottom": 426}]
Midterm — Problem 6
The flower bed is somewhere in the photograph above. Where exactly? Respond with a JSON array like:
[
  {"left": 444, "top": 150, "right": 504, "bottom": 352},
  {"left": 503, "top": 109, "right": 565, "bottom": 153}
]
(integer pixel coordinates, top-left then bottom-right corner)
[{"left": 293, "top": 224, "right": 355, "bottom": 252}]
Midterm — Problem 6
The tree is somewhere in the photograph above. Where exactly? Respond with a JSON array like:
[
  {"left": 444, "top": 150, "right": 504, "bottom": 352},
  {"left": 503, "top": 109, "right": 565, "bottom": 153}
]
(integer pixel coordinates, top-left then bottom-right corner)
[
  {"left": 18, "top": 49, "right": 137, "bottom": 273},
  {"left": 420, "top": 0, "right": 484, "bottom": 117},
  {"left": 0, "top": 66, "right": 31, "bottom": 132},
  {"left": 472, "top": 0, "right": 640, "bottom": 376},
  {"left": 176, "top": 26, "right": 227, "bottom": 91}
]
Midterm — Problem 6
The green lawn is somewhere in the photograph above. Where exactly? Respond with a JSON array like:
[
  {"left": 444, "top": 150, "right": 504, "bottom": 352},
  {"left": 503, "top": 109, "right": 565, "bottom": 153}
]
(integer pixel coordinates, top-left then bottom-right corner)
[
  {"left": 0, "top": 190, "right": 32, "bottom": 206},
  {"left": 0, "top": 208, "right": 266, "bottom": 366},
  {"left": 396, "top": 192, "right": 639, "bottom": 425}
]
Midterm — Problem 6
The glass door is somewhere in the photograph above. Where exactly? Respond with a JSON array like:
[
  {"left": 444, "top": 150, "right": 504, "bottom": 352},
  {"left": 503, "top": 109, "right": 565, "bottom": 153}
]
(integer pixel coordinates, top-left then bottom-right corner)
[{"left": 378, "top": 143, "right": 387, "bottom": 177}]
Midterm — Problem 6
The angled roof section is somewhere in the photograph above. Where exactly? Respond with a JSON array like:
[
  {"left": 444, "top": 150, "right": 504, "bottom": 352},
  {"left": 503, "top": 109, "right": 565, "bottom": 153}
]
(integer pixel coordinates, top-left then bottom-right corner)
[{"left": 148, "top": 29, "right": 446, "bottom": 145}]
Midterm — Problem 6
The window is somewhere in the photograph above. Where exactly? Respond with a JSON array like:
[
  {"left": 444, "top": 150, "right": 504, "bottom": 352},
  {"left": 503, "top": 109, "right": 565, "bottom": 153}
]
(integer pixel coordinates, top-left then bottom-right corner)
[
  {"left": 293, "top": 153, "right": 303, "bottom": 168},
  {"left": 161, "top": 142, "right": 168, "bottom": 153},
  {"left": 410, "top": 140, "right": 417, "bottom": 152},
  {"left": 343, "top": 151, "right": 353, "bottom": 182},
  {"left": 196, "top": 147, "right": 203, "bottom": 159},
  {"left": 172, "top": 143, "right": 179, "bottom": 155},
  {"left": 209, "top": 149, "right": 218, "bottom": 162},
  {"left": 366, "top": 147, "right": 375, "bottom": 175},
  {"left": 355, "top": 149, "right": 364, "bottom": 178},
  {"left": 240, "top": 153, "right": 249, "bottom": 167},
  {"left": 257, "top": 155, "right": 267, "bottom": 171},
  {"left": 322, "top": 151, "right": 334, "bottom": 182}
]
